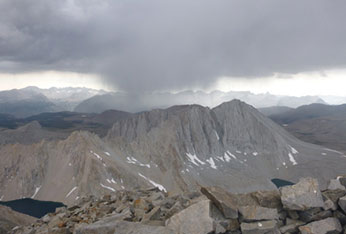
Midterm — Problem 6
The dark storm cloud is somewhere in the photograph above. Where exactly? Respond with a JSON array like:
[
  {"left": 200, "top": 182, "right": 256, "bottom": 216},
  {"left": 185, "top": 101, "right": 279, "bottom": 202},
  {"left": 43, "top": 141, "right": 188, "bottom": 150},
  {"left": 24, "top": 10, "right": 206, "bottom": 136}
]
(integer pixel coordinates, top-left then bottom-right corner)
[{"left": 1, "top": 0, "right": 346, "bottom": 93}]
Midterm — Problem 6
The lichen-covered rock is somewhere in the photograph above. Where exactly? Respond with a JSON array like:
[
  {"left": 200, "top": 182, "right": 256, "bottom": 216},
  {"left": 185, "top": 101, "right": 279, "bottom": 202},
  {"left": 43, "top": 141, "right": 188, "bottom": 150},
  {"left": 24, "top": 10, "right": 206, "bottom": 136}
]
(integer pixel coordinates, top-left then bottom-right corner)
[
  {"left": 298, "top": 217, "right": 342, "bottom": 234},
  {"left": 280, "top": 177, "right": 324, "bottom": 211},
  {"left": 165, "top": 199, "right": 214, "bottom": 234}
]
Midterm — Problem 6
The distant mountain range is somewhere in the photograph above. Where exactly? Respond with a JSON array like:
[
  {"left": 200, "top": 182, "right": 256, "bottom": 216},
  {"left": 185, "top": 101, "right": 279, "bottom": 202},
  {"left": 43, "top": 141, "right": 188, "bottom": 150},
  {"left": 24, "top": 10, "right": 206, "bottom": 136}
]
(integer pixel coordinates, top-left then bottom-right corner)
[
  {"left": 1, "top": 100, "right": 345, "bottom": 206},
  {"left": 2, "top": 87, "right": 344, "bottom": 118},
  {"left": 74, "top": 90, "right": 327, "bottom": 113},
  {"left": 0, "top": 87, "right": 106, "bottom": 118},
  {"left": 268, "top": 103, "right": 346, "bottom": 153}
]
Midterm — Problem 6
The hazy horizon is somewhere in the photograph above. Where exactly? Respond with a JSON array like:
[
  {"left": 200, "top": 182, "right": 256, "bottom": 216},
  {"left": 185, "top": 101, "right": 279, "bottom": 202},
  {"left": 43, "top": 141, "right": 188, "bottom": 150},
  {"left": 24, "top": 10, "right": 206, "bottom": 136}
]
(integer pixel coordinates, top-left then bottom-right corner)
[{"left": 1, "top": 0, "right": 346, "bottom": 98}]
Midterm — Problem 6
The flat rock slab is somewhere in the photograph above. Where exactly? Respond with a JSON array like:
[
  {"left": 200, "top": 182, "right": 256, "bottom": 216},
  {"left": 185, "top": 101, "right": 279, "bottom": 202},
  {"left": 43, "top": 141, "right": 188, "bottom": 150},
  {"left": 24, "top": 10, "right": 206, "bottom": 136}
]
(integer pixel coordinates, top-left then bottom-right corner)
[
  {"left": 75, "top": 220, "right": 176, "bottom": 234},
  {"left": 299, "top": 217, "right": 342, "bottom": 234},
  {"left": 280, "top": 177, "right": 324, "bottom": 211},
  {"left": 165, "top": 199, "right": 214, "bottom": 234},
  {"left": 338, "top": 195, "right": 346, "bottom": 213},
  {"left": 241, "top": 220, "right": 278, "bottom": 234},
  {"left": 239, "top": 206, "right": 278, "bottom": 221},
  {"left": 201, "top": 187, "right": 238, "bottom": 219}
]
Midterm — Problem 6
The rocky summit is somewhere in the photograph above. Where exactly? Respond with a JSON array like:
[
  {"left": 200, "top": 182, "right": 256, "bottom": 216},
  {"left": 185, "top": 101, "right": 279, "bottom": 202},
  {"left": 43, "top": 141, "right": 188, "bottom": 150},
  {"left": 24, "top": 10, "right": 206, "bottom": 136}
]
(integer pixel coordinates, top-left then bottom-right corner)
[
  {"left": 10, "top": 176, "right": 346, "bottom": 234},
  {"left": 1, "top": 100, "right": 346, "bottom": 206}
]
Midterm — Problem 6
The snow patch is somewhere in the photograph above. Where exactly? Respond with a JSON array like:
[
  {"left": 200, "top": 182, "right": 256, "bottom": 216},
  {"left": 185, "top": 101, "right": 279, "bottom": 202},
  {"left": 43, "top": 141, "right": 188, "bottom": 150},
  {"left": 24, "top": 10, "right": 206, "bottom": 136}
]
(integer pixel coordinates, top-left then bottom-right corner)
[
  {"left": 111, "top": 178, "right": 117, "bottom": 184},
  {"left": 106, "top": 179, "right": 112, "bottom": 184},
  {"left": 75, "top": 196, "right": 79, "bottom": 200},
  {"left": 186, "top": 153, "right": 205, "bottom": 166},
  {"left": 138, "top": 173, "right": 167, "bottom": 192},
  {"left": 66, "top": 187, "right": 77, "bottom": 198},
  {"left": 223, "top": 154, "right": 231, "bottom": 162},
  {"left": 126, "top": 157, "right": 151, "bottom": 168},
  {"left": 282, "top": 162, "right": 286, "bottom": 166},
  {"left": 324, "top": 148, "right": 344, "bottom": 155},
  {"left": 68, "top": 163, "right": 72, "bottom": 166},
  {"left": 100, "top": 183, "right": 116, "bottom": 192},
  {"left": 206, "top": 157, "right": 217, "bottom": 169},
  {"left": 31, "top": 186, "right": 41, "bottom": 198},
  {"left": 252, "top": 152, "right": 258, "bottom": 156},
  {"left": 90, "top": 151, "right": 103, "bottom": 161},
  {"left": 321, "top": 152, "right": 327, "bottom": 156},
  {"left": 236, "top": 150, "right": 242, "bottom": 154},
  {"left": 214, "top": 130, "right": 220, "bottom": 140},
  {"left": 288, "top": 153, "right": 298, "bottom": 165},
  {"left": 289, "top": 145, "right": 299, "bottom": 154},
  {"left": 104, "top": 152, "right": 111, "bottom": 156},
  {"left": 0, "top": 195, "right": 3, "bottom": 201},
  {"left": 226, "top": 151, "right": 237, "bottom": 160}
]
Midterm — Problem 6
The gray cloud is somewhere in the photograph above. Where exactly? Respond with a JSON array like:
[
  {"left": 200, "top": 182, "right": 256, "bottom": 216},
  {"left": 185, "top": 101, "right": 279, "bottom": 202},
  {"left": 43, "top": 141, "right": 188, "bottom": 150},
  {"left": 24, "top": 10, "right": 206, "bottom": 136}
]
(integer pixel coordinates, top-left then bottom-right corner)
[{"left": 1, "top": 0, "right": 346, "bottom": 93}]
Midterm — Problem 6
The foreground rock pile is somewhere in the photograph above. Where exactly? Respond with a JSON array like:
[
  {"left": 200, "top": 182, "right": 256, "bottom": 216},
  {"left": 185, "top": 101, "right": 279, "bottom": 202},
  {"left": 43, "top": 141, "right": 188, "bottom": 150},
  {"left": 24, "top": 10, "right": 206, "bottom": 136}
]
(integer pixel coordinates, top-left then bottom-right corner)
[{"left": 13, "top": 176, "right": 346, "bottom": 234}]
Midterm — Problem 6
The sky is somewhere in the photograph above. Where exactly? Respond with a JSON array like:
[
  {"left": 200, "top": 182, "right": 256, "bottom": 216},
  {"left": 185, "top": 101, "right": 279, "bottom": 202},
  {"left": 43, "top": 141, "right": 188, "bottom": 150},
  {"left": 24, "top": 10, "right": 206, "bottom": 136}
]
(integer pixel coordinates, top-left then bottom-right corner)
[{"left": 0, "top": 0, "right": 346, "bottom": 96}]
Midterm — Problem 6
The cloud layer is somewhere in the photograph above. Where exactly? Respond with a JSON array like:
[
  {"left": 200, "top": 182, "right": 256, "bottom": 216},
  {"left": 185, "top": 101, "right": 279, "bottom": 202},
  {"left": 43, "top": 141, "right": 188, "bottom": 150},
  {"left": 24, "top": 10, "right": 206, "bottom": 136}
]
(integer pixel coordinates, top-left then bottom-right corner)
[{"left": 1, "top": 0, "right": 346, "bottom": 93}]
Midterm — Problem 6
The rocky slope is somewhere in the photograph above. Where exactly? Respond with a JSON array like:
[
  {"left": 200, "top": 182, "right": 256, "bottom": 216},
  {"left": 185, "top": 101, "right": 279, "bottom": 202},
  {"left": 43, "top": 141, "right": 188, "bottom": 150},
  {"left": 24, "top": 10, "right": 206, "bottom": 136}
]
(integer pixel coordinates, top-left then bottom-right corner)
[
  {"left": 0, "top": 100, "right": 346, "bottom": 206},
  {"left": 13, "top": 176, "right": 346, "bottom": 234},
  {"left": 269, "top": 103, "right": 346, "bottom": 152},
  {"left": 0, "top": 205, "right": 36, "bottom": 233}
]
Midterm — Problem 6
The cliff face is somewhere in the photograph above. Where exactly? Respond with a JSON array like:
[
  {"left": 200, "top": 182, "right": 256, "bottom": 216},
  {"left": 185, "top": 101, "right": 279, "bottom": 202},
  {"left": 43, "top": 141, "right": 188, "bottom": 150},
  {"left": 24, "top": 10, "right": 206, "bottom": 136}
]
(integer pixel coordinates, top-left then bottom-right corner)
[
  {"left": 1, "top": 100, "right": 346, "bottom": 205},
  {"left": 105, "top": 100, "right": 346, "bottom": 193}
]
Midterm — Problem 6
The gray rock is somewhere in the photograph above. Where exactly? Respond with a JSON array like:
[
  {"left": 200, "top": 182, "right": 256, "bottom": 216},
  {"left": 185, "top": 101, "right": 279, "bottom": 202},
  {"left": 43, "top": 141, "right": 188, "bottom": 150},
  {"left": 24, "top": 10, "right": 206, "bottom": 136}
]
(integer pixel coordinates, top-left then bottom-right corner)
[
  {"left": 328, "top": 179, "right": 346, "bottom": 190},
  {"left": 240, "top": 220, "right": 278, "bottom": 234},
  {"left": 298, "top": 217, "right": 342, "bottom": 234},
  {"left": 250, "top": 190, "right": 282, "bottom": 209},
  {"left": 239, "top": 206, "right": 278, "bottom": 221},
  {"left": 338, "top": 176, "right": 346, "bottom": 187},
  {"left": 165, "top": 199, "right": 214, "bottom": 234},
  {"left": 75, "top": 220, "right": 176, "bottom": 234},
  {"left": 322, "top": 189, "right": 346, "bottom": 203},
  {"left": 338, "top": 195, "right": 346, "bottom": 213},
  {"left": 323, "top": 199, "right": 337, "bottom": 211},
  {"left": 280, "top": 177, "right": 324, "bottom": 211},
  {"left": 279, "top": 220, "right": 305, "bottom": 233},
  {"left": 298, "top": 208, "right": 332, "bottom": 223},
  {"left": 201, "top": 187, "right": 238, "bottom": 219}
]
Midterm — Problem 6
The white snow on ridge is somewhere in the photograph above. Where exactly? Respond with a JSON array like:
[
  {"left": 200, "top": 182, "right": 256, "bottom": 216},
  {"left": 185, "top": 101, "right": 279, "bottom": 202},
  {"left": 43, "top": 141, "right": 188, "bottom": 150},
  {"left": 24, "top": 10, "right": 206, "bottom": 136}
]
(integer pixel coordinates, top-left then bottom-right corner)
[
  {"left": 214, "top": 130, "right": 220, "bottom": 141},
  {"left": 288, "top": 153, "right": 298, "bottom": 165},
  {"left": 289, "top": 145, "right": 299, "bottom": 154},
  {"left": 66, "top": 187, "right": 77, "bottom": 198},
  {"left": 126, "top": 156, "right": 151, "bottom": 168},
  {"left": 90, "top": 151, "right": 103, "bottom": 161},
  {"left": 138, "top": 173, "right": 167, "bottom": 192},
  {"left": 324, "top": 148, "right": 343, "bottom": 155},
  {"left": 100, "top": 183, "right": 116, "bottom": 192},
  {"left": 226, "top": 151, "right": 237, "bottom": 160},
  {"left": 31, "top": 186, "right": 41, "bottom": 198},
  {"left": 206, "top": 157, "right": 217, "bottom": 169},
  {"left": 186, "top": 153, "right": 205, "bottom": 165}
]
